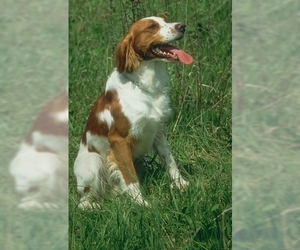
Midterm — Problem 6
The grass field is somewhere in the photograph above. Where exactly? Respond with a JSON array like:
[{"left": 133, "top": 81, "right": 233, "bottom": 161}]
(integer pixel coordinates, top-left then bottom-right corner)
[
  {"left": 0, "top": 0, "right": 68, "bottom": 249},
  {"left": 233, "top": 0, "right": 300, "bottom": 249},
  {"left": 2, "top": 0, "right": 299, "bottom": 248},
  {"left": 69, "top": 0, "right": 231, "bottom": 249}
]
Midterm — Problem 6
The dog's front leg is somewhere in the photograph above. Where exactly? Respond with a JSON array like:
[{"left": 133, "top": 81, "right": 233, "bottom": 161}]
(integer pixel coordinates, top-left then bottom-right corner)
[
  {"left": 153, "top": 129, "right": 189, "bottom": 189},
  {"left": 108, "top": 137, "right": 148, "bottom": 205}
]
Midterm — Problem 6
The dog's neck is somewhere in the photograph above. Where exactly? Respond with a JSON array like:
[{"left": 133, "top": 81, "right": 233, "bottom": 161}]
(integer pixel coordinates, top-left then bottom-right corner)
[{"left": 122, "top": 61, "right": 170, "bottom": 93}]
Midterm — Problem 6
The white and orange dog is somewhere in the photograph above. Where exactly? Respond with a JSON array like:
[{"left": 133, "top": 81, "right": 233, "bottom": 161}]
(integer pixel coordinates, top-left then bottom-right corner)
[
  {"left": 9, "top": 91, "right": 68, "bottom": 210},
  {"left": 74, "top": 16, "right": 193, "bottom": 208}
]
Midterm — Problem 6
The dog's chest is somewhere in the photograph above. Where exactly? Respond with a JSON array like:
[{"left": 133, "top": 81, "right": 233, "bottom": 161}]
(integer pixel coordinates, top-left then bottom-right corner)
[
  {"left": 122, "top": 89, "right": 170, "bottom": 129},
  {"left": 120, "top": 90, "right": 171, "bottom": 156}
]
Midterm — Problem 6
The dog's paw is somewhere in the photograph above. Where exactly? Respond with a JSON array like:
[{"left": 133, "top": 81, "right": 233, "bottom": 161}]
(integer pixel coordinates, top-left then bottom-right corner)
[
  {"left": 127, "top": 192, "right": 149, "bottom": 206},
  {"left": 172, "top": 178, "right": 189, "bottom": 190},
  {"left": 135, "top": 198, "right": 149, "bottom": 206},
  {"left": 18, "top": 200, "right": 59, "bottom": 210},
  {"left": 125, "top": 183, "right": 149, "bottom": 206},
  {"left": 78, "top": 199, "right": 101, "bottom": 210}
]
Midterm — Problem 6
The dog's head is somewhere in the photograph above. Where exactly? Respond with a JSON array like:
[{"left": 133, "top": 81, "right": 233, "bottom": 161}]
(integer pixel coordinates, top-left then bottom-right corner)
[{"left": 114, "top": 16, "right": 193, "bottom": 73}]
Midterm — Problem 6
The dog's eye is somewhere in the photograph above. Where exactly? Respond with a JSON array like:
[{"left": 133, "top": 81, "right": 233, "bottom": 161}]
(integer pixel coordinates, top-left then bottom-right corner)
[{"left": 147, "top": 23, "right": 158, "bottom": 30}]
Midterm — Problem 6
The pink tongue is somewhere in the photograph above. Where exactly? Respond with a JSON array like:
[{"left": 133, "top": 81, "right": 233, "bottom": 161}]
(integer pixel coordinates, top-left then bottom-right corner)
[{"left": 170, "top": 48, "right": 194, "bottom": 65}]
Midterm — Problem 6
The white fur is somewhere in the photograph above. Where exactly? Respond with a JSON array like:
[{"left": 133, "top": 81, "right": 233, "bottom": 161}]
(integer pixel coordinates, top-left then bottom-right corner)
[
  {"left": 9, "top": 144, "right": 68, "bottom": 210},
  {"left": 126, "top": 183, "right": 148, "bottom": 206},
  {"left": 98, "top": 109, "right": 114, "bottom": 129},
  {"left": 53, "top": 108, "right": 68, "bottom": 123},
  {"left": 85, "top": 132, "right": 110, "bottom": 156},
  {"left": 32, "top": 131, "right": 68, "bottom": 157},
  {"left": 143, "top": 16, "right": 185, "bottom": 43}
]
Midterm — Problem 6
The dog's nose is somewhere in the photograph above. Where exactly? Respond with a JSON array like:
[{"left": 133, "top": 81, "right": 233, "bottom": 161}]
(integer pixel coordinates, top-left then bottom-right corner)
[{"left": 175, "top": 23, "right": 186, "bottom": 33}]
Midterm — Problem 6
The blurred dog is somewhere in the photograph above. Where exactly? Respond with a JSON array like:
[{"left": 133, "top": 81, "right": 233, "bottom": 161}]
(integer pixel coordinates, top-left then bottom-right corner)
[{"left": 9, "top": 90, "right": 68, "bottom": 210}]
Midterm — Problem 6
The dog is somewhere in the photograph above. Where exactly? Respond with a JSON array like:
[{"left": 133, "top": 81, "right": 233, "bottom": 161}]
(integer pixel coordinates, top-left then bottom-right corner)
[
  {"left": 74, "top": 16, "right": 193, "bottom": 208},
  {"left": 9, "top": 90, "right": 68, "bottom": 210}
]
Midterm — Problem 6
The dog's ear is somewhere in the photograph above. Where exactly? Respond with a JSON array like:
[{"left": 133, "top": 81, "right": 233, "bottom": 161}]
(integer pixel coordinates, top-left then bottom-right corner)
[
  {"left": 114, "top": 34, "right": 140, "bottom": 73},
  {"left": 157, "top": 12, "right": 169, "bottom": 20}
]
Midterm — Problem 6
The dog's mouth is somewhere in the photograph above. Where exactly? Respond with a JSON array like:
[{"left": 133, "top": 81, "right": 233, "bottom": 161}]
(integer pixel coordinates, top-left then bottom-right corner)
[{"left": 151, "top": 44, "right": 193, "bottom": 65}]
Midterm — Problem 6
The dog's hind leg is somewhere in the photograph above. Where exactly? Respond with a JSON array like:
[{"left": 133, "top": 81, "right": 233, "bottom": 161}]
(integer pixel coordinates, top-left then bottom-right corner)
[
  {"left": 107, "top": 138, "right": 148, "bottom": 206},
  {"left": 74, "top": 150, "right": 105, "bottom": 209}
]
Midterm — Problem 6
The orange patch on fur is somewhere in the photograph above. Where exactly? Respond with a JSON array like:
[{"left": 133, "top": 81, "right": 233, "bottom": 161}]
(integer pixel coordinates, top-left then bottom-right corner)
[
  {"left": 114, "top": 19, "right": 164, "bottom": 73},
  {"left": 25, "top": 91, "right": 68, "bottom": 144},
  {"left": 82, "top": 91, "right": 114, "bottom": 145},
  {"left": 83, "top": 90, "right": 139, "bottom": 185}
]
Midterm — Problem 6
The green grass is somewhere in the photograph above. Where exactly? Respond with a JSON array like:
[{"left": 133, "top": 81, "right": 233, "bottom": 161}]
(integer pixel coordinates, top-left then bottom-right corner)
[
  {"left": 69, "top": 0, "right": 231, "bottom": 249},
  {"left": 0, "top": 0, "right": 67, "bottom": 249},
  {"left": 233, "top": 0, "right": 300, "bottom": 249}
]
